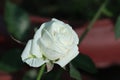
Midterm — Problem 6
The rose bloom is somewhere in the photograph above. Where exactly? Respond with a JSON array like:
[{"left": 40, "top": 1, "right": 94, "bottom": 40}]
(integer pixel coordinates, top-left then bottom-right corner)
[{"left": 21, "top": 18, "right": 79, "bottom": 68}]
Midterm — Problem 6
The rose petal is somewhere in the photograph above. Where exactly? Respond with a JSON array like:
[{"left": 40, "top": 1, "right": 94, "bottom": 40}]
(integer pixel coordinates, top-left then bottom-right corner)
[
  {"left": 31, "top": 23, "right": 46, "bottom": 57},
  {"left": 39, "top": 28, "right": 65, "bottom": 60},
  {"left": 66, "top": 24, "right": 79, "bottom": 44},
  {"left": 39, "top": 38, "right": 62, "bottom": 60},
  {"left": 34, "top": 23, "right": 46, "bottom": 39},
  {"left": 25, "top": 58, "right": 46, "bottom": 67},
  {"left": 31, "top": 39, "right": 42, "bottom": 57},
  {"left": 55, "top": 45, "right": 79, "bottom": 67},
  {"left": 52, "top": 18, "right": 65, "bottom": 25},
  {"left": 21, "top": 40, "right": 32, "bottom": 61},
  {"left": 41, "top": 29, "right": 53, "bottom": 47},
  {"left": 21, "top": 40, "right": 46, "bottom": 67},
  {"left": 72, "top": 30, "right": 79, "bottom": 44}
]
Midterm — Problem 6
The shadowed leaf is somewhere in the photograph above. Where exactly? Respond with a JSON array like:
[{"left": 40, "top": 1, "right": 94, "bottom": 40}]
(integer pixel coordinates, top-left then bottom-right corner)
[
  {"left": 115, "top": 16, "right": 120, "bottom": 39},
  {"left": 71, "top": 53, "right": 97, "bottom": 74},
  {"left": 0, "top": 49, "right": 24, "bottom": 72},
  {"left": 5, "top": 1, "right": 30, "bottom": 41},
  {"left": 70, "top": 64, "right": 82, "bottom": 80}
]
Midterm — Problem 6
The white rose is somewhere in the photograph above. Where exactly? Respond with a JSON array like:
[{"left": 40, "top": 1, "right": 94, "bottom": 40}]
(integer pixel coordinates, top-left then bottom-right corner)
[{"left": 21, "top": 18, "right": 79, "bottom": 68}]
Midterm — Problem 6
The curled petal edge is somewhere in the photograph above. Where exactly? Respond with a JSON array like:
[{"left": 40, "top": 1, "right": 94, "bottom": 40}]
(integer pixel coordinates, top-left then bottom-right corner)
[{"left": 21, "top": 40, "right": 46, "bottom": 67}]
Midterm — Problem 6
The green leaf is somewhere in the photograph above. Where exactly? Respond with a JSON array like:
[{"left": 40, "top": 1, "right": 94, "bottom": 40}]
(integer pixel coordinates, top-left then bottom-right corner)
[
  {"left": 70, "top": 64, "right": 82, "bottom": 80},
  {"left": 4, "top": 1, "right": 30, "bottom": 41},
  {"left": 102, "top": 7, "right": 113, "bottom": 17},
  {"left": 115, "top": 15, "right": 120, "bottom": 39},
  {"left": 71, "top": 53, "right": 97, "bottom": 74},
  {"left": 0, "top": 49, "right": 24, "bottom": 72}
]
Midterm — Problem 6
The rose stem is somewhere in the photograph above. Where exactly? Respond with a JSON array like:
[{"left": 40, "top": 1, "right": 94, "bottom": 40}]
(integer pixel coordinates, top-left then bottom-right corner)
[
  {"left": 36, "top": 64, "right": 45, "bottom": 80},
  {"left": 78, "top": 0, "right": 109, "bottom": 45}
]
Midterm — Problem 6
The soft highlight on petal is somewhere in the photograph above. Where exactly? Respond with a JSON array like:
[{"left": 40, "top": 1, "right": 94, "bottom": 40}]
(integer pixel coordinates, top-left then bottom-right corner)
[
  {"left": 31, "top": 23, "right": 47, "bottom": 58},
  {"left": 31, "top": 39, "right": 42, "bottom": 58},
  {"left": 55, "top": 45, "right": 79, "bottom": 67}
]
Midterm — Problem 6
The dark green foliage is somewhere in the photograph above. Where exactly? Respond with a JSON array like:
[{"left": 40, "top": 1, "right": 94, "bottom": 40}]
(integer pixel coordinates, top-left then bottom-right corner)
[
  {"left": 70, "top": 64, "right": 82, "bottom": 80},
  {"left": 5, "top": 1, "right": 30, "bottom": 41},
  {"left": 71, "top": 53, "right": 97, "bottom": 74},
  {"left": 115, "top": 16, "right": 120, "bottom": 39},
  {"left": 0, "top": 49, "right": 23, "bottom": 72}
]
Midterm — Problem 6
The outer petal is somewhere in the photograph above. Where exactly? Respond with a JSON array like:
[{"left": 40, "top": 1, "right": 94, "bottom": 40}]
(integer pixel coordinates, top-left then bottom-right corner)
[
  {"left": 66, "top": 24, "right": 79, "bottom": 44},
  {"left": 31, "top": 23, "right": 46, "bottom": 57},
  {"left": 25, "top": 58, "right": 46, "bottom": 67},
  {"left": 31, "top": 39, "right": 42, "bottom": 57},
  {"left": 72, "top": 29, "right": 79, "bottom": 44},
  {"left": 21, "top": 40, "right": 32, "bottom": 61},
  {"left": 38, "top": 28, "right": 65, "bottom": 60},
  {"left": 39, "top": 38, "right": 62, "bottom": 60},
  {"left": 55, "top": 45, "right": 79, "bottom": 67},
  {"left": 52, "top": 18, "right": 79, "bottom": 45},
  {"left": 21, "top": 40, "right": 46, "bottom": 67},
  {"left": 52, "top": 18, "right": 65, "bottom": 25}
]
